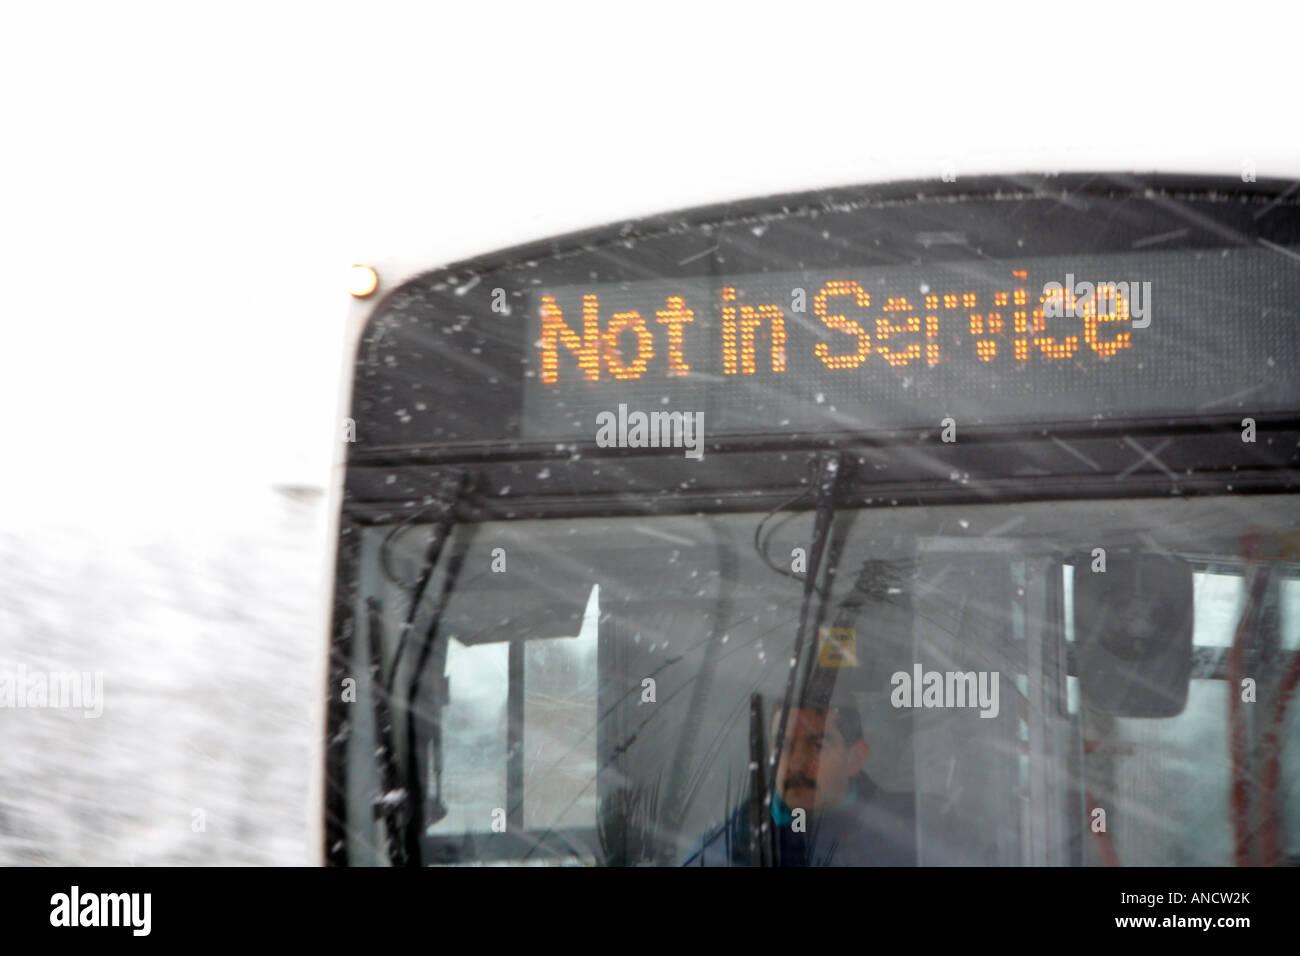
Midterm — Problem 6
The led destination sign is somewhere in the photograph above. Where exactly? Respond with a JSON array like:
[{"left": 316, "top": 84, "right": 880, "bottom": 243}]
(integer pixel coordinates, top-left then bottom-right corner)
[{"left": 522, "top": 247, "right": 1300, "bottom": 439}]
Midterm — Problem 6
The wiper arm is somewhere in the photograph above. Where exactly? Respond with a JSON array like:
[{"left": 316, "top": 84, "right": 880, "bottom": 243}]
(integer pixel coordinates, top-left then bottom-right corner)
[
  {"left": 764, "top": 451, "right": 845, "bottom": 867},
  {"left": 364, "top": 470, "right": 472, "bottom": 868},
  {"left": 394, "top": 471, "right": 473, "bottom": 866}
]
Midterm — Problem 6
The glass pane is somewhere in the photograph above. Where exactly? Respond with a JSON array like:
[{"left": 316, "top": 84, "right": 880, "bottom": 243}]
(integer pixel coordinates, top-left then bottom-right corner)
[
  {"left": 1101, "top": 682, "right": 1233, "bottom": 865},
  {"left": 1282, "top": 578, "right": 1300, "bottom": 651},
  {"left": 1193, "top": 572, "right": 1242, "bottom": 648},
  {"left": 524, "top": 586, "right": 600, "bottom": 830},
  {"left": 432, "top": 640, "right": 507, "bottom": 834}
]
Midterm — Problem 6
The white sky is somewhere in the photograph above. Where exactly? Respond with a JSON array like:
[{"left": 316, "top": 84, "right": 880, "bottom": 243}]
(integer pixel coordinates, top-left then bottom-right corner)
[{"left": 2, "top": 1, "right": 1297, "bottom": 531}]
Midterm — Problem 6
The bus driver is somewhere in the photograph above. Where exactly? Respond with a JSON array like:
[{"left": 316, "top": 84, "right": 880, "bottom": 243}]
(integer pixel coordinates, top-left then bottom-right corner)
[{"left": 684, "top": 695, "right": 917, "bottom": 866}]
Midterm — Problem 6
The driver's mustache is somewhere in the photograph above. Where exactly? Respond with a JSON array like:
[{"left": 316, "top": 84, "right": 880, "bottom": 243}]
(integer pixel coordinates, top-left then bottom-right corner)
[{"left": 782, "top": 774, "right": 817, "bottom": 790}]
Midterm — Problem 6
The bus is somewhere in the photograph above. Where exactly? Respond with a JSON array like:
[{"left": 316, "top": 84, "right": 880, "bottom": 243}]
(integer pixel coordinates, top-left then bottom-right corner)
[{"left": 320, "top": 173, "right": 1300, "bottom": 866}]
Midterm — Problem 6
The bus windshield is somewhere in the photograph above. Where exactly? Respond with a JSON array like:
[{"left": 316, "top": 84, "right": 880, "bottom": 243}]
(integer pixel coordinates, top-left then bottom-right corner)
[{"left": 342, "top": 494, "right": 1300, "bottom": 866}]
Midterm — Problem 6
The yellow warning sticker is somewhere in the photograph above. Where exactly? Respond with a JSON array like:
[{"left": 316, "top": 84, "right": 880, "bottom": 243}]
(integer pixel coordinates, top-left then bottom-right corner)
[{"left": 817, "top": 627, "right": 857, "bottom": 668}]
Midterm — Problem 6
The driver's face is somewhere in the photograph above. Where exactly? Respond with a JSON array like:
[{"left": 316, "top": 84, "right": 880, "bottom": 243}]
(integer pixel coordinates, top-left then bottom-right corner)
[{"left": 772, "top": 708, "right": 865, "bottom": 812}]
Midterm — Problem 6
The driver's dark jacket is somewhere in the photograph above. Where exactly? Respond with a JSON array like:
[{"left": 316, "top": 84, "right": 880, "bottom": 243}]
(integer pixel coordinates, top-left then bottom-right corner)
[{"left": 682, "top": 772, "right": 916, "bottom": 866}]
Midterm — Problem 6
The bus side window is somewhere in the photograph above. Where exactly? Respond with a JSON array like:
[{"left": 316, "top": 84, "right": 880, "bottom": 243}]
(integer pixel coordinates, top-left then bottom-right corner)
[{"left": 1083, "top": 567, "right": 1299, "bottom": 865}]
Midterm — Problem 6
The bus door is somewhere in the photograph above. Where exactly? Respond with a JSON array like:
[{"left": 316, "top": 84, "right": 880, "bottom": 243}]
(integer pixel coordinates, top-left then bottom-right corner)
[{"left": 905, "top": 538, "right": 1078, "bottom": 865}]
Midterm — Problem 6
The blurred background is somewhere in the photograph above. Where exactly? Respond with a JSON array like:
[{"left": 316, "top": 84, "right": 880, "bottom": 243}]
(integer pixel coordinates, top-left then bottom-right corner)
[{"left": 2, "top": 2, "right": 1296, "bottom": 864}]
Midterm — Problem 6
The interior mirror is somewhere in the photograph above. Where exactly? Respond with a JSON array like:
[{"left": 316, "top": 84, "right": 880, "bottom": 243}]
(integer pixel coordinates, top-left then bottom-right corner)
[{"left": 1072, "top": 552, "right": 1194, "bottom": 717}]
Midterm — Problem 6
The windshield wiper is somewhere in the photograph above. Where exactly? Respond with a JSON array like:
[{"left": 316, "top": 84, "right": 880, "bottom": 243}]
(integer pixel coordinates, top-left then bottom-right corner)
[
  {"left": 396, "top": 471, "right": 473, "bottom": 866},
  {"left": 364, "top": 470, "right": 473, "bottom": 867},
  {"left": 762, "top": 451, "right": 845, "bottom": 866}
]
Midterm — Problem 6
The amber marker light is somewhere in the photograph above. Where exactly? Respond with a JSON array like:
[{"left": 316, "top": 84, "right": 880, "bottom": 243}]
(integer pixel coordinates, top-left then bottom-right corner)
[{"left": 348, "top": 264, "right": 379, "bottom": 298}]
